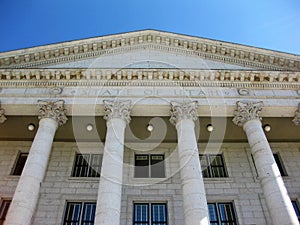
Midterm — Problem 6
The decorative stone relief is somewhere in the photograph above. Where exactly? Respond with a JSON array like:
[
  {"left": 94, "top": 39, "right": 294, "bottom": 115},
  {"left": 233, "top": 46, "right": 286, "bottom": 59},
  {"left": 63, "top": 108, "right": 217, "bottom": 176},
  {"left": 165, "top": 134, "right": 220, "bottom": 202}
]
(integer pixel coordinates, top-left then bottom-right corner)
[
  {"left": 103, "top": 100, "right": 131, "bottom": 124},
  {"left": 238, "top": 88, "right": 250, "bottom": 96},
  {"left": 169, "top": 101, "right": 198, "bottom": 126},
  {"left": 232, "top": 101, "right": 263, "bottom": 127},
  {"left": 292, "top": 104, "right": 300, "bottom": 125},
  {"left": 49, "top": 87, "right": 63, "bottom": 95},
  {"left": 38, "top": 100, "right": 68, "bottom": 126},
  {"left": 0, "top": 102, "right": 7, "bottom": 123}
]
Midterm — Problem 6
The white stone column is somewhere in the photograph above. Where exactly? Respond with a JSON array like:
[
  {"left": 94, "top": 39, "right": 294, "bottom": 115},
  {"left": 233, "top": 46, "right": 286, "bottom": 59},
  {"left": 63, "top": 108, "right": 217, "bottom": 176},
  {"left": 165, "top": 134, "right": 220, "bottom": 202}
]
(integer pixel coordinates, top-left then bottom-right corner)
[
  {"left": 94, "top": 100, "right": 131, "bottom": 225},
  {"left": 233, "top": 101, "right": 299, "bottom": 225},
  {"left": 292, "top": 103, "right": 300, "bottom": 125},
  {"left": 170, "top": 101, "right": 210, "bottom": 225},
  {"left": 5, "top": 100, "right": 67, "bottom": 225}
]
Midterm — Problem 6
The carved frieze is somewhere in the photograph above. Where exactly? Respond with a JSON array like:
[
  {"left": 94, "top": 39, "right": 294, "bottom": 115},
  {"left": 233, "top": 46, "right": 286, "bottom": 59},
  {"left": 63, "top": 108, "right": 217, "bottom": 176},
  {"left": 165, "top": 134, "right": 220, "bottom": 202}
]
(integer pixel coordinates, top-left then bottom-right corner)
[
  {"left": 169, "top": 101, "right": 198, "bottom": 126},
  {"left": 232, "top": 101, "right": 263, "bottom": 127},
  {"left": 38, "top": 100, "right": 68, "bottom": 126},
  {"left": 0, "top": 69, "right": 299, "bottom": 90},
  {"left": 103, "top": 100, "right": 131, "bottom": 124}
]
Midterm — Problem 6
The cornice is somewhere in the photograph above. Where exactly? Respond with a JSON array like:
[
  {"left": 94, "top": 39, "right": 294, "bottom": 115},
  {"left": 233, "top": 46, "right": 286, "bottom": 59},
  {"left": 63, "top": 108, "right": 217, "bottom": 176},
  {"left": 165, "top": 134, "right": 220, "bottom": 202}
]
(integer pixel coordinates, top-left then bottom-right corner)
[
  {"left": 0, "top": 69, "right": 299, "bottom": 89},
  {"left": 0, "top": 30, "right": 300, "bottom": 71}
]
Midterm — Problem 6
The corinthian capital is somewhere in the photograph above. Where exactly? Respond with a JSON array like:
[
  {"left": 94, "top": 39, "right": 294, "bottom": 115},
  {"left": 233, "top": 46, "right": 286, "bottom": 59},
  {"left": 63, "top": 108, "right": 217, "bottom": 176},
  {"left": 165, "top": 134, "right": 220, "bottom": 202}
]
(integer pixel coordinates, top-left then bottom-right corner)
[
  {"left": 232, "top": 101, "right": 263, "bottom": 127},
  {"left": 0, "top": 102, "right": 7, "bottom": 123},
  {"left": 103, "top": 100, "right": 131, "bottom": 124},
  {"left": 292, "top": 103, "right": 300, "bottom": 125},
  {"left": 38, "top": 100, "right": 68, "bottom": 126},
  {"left": 169, "top": 101, "right": 198, "bottom": 126}
]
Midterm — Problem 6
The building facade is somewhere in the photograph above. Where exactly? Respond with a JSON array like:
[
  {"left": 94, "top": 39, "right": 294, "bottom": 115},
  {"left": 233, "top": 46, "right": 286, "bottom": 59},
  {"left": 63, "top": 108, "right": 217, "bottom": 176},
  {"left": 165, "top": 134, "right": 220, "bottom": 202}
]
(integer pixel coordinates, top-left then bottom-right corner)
[{"left": 0, "top": 30, "right": 299, "bottom": 225}]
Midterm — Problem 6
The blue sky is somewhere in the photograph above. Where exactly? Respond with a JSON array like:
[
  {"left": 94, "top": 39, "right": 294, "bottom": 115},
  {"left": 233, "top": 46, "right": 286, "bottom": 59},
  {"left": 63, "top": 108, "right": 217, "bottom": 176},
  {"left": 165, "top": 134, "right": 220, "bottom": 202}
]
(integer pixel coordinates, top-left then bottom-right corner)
[{"left": 0, "top": 0, "right": 300, "bottom": 54}]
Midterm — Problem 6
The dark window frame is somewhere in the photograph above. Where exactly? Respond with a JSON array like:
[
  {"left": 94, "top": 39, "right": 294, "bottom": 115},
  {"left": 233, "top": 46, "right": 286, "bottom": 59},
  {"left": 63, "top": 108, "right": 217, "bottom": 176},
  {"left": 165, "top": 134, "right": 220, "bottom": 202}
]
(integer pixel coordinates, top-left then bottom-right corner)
[
  {"left": 72, "top": 153, "right": 103, "bottom": 178},
  {"left": 134, "top": 154, "right": 165, "bottom": 178},
  {"left": 133, "top": 202, "right": 168, "bottom": 225},
  {"left": 208, "top": 202, "right": 238, "bottom": 225},
  {"left": 12, "top": 152, "right": 28, "bottom": 176},
  {"left": 63, "top": 201, "right": 96, "bottom": 225},
  {"left": 273, "top": 153, "right": 288, "bottom": 176},
  {"left": 0, "top": 199, "right": 11, "bottom": 225},
  {"left": 251, "top": 153, "right": 288, "bottom": 177},
  {"left": 292, "top": 200, "right": 300, "bottom": 222},
  {"left": 199, "top": 154, "right": 227, "bottom": 178}
]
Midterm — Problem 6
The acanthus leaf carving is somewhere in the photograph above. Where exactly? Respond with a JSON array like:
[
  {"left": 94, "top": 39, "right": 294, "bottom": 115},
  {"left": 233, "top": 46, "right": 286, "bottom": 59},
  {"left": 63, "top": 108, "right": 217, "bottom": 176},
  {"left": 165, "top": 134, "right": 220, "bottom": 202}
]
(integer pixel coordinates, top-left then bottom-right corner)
[
  {"left": 232, "top": 101, "right": 263, "bottom": 127},
  {"left": 0, "top": 102, "right": 7, "bottom": 123},
  {"left": 292, "top": 103, "right": 300, "bottom": 125},
  {"left": 103, "top": 100, "right": 131, "bottom": 124},
  {"left": 38, "top": 100, "right": 68, "bottom": 126},
  {"left": 169, "top": 101, "right": 198, "bottom": 126}
]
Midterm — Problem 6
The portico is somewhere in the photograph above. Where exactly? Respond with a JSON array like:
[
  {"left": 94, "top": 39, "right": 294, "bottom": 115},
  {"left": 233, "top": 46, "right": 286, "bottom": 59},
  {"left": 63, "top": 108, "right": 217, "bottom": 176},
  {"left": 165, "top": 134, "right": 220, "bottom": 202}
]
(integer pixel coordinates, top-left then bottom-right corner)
[{"left": 0, "top": 30, "right": 299, "bottom": 225}]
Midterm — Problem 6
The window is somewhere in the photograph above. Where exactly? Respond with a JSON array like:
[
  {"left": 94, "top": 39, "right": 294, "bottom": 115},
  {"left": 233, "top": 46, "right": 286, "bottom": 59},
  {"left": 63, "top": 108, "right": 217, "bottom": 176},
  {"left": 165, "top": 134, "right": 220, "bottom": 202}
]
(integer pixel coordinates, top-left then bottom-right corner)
[
  {"left": 251, "top": 153, "right": 288, "bottom": 177},
  {"left": 12, "top": 152, "right": 28, "bottom": 175},
  {"left": 200, "top": 154, "right": 227, "bottom": 178},
  {"left": 292, "top": 200, "right": 300, "bottom": 222},
  {"left": 63, "top": 202, "right": 96, "bottom": 225},
  {"left": 273, "top": 153, "right": 287, "bottom": 176},
  {"left": 208, "top": 202, "right": 237, "bottom": 225},
  {"left": 133, "top": 203, "right": 168, "bottom": 225},
  {"left": 134, "top": 154, "right": 165, "bottom": 178},
  {"left": 72, "top": 154, "right": 102, "bottom": 177},
  {"left": 0, "top": 200, "right": 11, "bottom": 225}
]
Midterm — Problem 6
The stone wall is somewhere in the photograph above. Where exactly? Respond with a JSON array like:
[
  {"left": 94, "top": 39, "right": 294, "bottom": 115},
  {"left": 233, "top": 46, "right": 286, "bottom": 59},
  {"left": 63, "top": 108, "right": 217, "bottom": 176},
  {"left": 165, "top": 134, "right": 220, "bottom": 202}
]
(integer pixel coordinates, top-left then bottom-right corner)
[{"left": 0, "top": 141, "right": 299, "bottom": 225}]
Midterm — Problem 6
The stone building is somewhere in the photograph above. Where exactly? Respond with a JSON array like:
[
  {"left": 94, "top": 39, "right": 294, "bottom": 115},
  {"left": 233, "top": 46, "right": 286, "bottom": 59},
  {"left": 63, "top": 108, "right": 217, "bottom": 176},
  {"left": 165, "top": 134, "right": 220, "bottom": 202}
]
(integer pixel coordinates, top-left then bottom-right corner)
[{"left": 0, "top": 30, "right": 299, "bottom": 225}]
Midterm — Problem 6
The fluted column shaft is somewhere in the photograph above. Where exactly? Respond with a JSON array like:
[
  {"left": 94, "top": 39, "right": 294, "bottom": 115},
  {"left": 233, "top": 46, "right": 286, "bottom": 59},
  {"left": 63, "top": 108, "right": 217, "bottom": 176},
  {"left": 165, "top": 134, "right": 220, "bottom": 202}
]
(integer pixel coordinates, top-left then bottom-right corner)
[
  {"left": 94, "top": 100, "right": 131, "bottom": 225},
  {"left": 170, "top": 102, "right": 209, "bottom": 225},
  {"left": 233, "top": 101, "right": 298, "bottom": 225},
  {"left": 5, "top": 100, "right": 67, "bottom": 225}
]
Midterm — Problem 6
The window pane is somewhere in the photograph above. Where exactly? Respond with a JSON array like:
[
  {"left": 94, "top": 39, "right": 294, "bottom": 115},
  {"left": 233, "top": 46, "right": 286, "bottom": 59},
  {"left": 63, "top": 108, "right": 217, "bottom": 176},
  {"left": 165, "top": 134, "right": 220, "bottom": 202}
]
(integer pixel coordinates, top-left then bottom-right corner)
[
  {"left": 292, "top": 200, "right": 300, "bottom": 221},
  {"left": 72, "top": 154, "right": 90, "bottom": 177},
  {"left": 210, "top": 155, "right": 223, "bottom": 166},
  {"left": 273, "top": 153, "right": 287, "bottom": 176},
  {"left": 208, "top": 203, "right": 218, "bottom": 223},
  {"left": 12, "top": 153, "right": 28, "bottom": 175},
  {"left": 200, "top": 155, "right": 210, "bottom": 178},
  {"left": 63, "top": 202, "right": 82, "bottom": 225},
  {"left": 88, "top": 155, "right": 102, "bottom": 177},
  {"left": 218, "top": 203, "right": 236, "bottom": 223},
  {"left": 152, "top": 204, "right": 167, "bottom": 223},
  {"left": 210, "top": 155, "right": 227, "bottom": 178},
  {"left": 0, "top": 200, "right": 11, "bottom": 225},
  {"left": 135, "top": 155, "right": 149, "bottom": 178},
  {"left": 134, "top": 203, "right": 149, "bottom": 224},
  {"left": 82, "top": 203, "right": 96, "bottom": 225},
  {"left": 150, "top": 155, "right": 165, "bottom": 178}
]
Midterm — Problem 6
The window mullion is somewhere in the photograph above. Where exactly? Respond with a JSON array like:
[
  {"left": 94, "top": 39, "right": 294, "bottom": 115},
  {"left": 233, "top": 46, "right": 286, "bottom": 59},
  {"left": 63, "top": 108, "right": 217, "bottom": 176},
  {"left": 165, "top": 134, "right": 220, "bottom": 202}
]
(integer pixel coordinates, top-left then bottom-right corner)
[
  {"left": 149, "top": 155, "right": 151, "bottom": 178},
  {"left": 216, "top": 203, "right": 221, "bottom": 225},
  {"left": 207, "top": 155, "right": 212, "bottom": 178},
  {"left": 79, "top": 202, "right": 84, "bottom": 225},
  {"left": 87, "top": 154, "right": 92, "bottom": 177}
]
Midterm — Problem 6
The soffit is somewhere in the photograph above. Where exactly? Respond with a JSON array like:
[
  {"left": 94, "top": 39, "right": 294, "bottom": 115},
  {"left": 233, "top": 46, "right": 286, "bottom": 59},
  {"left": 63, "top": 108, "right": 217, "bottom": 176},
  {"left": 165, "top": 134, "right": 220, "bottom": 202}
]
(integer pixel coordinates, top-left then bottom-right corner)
[{"left": 0, "top": 116, "right": 299, "bottom": 143}]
